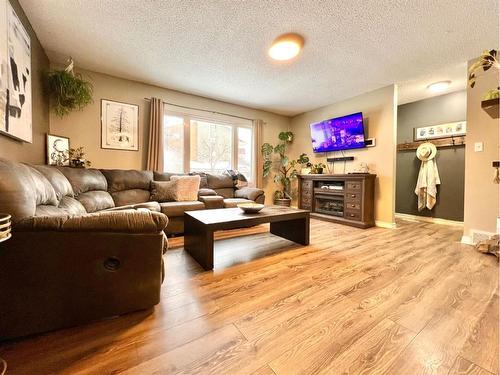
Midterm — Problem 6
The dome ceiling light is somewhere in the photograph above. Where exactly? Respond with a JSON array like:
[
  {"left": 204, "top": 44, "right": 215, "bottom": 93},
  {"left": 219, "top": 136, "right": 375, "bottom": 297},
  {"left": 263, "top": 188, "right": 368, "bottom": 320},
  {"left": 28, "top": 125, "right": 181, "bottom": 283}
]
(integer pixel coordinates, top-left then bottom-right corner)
[
  {"left": 427, "top": 81, "right": 451, "bottom": 93},
  {"left": 269, "top": 33, "right": 304, "bottom": 61}
]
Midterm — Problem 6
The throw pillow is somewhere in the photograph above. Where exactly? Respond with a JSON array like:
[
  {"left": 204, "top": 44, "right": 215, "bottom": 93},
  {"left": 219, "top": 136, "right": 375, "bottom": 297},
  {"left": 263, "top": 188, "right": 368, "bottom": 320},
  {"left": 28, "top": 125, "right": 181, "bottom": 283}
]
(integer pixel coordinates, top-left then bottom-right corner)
[
  {"left": 170, "top": 175, "right": 201, "bottom": 201},
  {"left": 225, "top": 170, "right": 248, "bottom": 188},
  {"left": 150, "top": 180, "right": 178, "bottom": 202}
]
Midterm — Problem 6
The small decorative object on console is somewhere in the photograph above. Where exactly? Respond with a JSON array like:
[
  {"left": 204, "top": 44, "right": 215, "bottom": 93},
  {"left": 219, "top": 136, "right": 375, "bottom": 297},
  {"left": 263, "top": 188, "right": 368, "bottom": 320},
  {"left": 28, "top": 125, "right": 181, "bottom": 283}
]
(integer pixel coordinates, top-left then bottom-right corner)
[
  {"left": 352, "top": 162, "right": 369, "bottom": 174},
  {"left": 237, "top": 202, "right": 265, "bottom": 213},
  {"left": 311, "top": 163, "right": 326, "bottom": 174},
  {"left": 0, "top": 213, "right": 12, "bottom": 243}
]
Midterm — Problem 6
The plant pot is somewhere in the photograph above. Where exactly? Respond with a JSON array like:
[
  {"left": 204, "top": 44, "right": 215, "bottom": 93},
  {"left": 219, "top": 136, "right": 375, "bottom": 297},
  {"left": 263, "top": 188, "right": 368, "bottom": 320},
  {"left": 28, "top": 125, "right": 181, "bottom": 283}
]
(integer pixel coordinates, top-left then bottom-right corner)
[
  {"left": 274, "top": 198, "right": 291, "bottom": 207},
  {"left": 316, "top": 168, "right": 323, "bottom": 174}
]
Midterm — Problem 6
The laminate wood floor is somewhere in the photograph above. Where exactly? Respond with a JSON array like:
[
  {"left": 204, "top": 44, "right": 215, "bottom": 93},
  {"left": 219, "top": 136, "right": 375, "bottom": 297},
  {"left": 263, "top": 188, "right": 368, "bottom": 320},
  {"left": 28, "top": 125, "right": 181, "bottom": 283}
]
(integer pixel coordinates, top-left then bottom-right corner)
[{"left": 0, "top": 219, "right": 498, "bottom": 375}]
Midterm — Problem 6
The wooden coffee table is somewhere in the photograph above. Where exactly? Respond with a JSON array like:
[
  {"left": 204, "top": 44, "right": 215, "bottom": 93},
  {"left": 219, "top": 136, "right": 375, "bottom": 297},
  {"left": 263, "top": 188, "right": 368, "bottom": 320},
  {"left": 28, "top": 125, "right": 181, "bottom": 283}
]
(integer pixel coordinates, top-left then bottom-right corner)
[{"left": 184, "top": 206, "right": 310, "bottom": 270}]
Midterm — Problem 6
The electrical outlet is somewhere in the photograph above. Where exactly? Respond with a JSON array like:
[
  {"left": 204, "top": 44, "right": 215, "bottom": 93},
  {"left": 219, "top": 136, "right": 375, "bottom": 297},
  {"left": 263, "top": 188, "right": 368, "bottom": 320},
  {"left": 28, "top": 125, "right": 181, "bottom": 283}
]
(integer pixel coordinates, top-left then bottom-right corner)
[{"left": 474, "top": 142, "right": 484, "bottom": 152}]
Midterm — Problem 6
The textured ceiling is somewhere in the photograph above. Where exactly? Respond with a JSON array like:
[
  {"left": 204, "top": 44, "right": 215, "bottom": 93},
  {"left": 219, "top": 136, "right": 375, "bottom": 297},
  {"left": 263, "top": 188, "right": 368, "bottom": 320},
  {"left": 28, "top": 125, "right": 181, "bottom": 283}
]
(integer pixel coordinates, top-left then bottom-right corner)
[{"left": 20, "top": 0, "right": 499, "bottom": 116}]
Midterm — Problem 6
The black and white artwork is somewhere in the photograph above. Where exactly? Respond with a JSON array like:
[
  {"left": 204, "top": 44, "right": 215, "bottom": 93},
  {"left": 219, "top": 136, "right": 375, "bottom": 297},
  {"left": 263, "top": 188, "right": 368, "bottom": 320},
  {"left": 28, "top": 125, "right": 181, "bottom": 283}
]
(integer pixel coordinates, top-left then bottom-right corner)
[
  {"left": 46, "top": 134, "right": 70, "bottom": 166},
  {"left": 101, "top": 99, "right": 139, "bottom": 151},
  {"left": 414, "top": 121, "right": 466, "bottom": 141},
  {"left": 0, "top": 0, "right": 7, "bottom": 134},
  {"left": 0, "top": 1, "right": 31, "bottom": 143}
]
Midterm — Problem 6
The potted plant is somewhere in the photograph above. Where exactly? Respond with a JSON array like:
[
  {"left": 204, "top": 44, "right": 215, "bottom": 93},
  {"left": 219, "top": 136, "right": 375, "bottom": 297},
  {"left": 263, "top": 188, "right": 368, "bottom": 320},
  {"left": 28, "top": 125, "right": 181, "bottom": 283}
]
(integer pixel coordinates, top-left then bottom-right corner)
[
  {"left": 68, "top": 146, "right": 92, "bottom": 168},
  {"left": 262, "top": 132, "right": 309, "bottom": 206},
  {"left": 468, "top": 49, "right": 499, "bottom": 99},
  {"left": 45, "top": 58, "right": 94, "bottom": 117},
  {"left": 312, "top": 162, "right": 326, "bottom": 174}
]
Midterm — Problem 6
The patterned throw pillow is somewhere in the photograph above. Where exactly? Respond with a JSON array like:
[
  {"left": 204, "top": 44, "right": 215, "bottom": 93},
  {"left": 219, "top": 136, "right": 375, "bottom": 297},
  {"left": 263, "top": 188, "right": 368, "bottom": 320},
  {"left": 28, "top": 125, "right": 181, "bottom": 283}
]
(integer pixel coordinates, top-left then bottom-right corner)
[
  {"left": 150, "top": 180, "right": 178, "bottom": 202},
  {"left": 170, "top": 175, "right": 201, "bottom": 201},
  {"left": 225, "top": 170, "right": 248, "bottom": 189}
]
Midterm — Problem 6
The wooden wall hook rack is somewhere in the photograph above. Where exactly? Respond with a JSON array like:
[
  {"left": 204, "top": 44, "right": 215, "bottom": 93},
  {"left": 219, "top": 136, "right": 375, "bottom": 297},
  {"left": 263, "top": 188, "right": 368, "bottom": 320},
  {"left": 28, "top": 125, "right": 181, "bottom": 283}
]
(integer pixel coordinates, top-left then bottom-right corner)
[{"left": 397, "top": 136, "right": 466, "bottom": 152}]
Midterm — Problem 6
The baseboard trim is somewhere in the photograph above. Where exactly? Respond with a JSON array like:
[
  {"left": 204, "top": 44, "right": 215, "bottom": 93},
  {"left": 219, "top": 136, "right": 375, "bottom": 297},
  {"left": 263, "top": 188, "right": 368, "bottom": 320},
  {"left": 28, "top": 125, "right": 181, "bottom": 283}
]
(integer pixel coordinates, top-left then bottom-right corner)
[
  {"left": 375, "top": 220, "right": 396, "bottom": 229},
  {"left": 461, "top": 235, "right": 474, "bottom": 245},
  {"left": 395, "top": 213, "right": 463, "bottom": 227}
]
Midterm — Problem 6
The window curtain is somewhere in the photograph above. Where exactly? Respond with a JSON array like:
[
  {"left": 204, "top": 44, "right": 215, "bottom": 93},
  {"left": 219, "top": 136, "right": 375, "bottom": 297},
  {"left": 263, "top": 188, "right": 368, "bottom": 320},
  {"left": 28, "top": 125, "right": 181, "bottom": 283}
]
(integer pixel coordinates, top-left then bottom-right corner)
[
  {"left": 146, "top": 98, "right": 164, "bottom": 172},
  {"left": 253, "top": 119, "right": 264, "bottom": 188}
]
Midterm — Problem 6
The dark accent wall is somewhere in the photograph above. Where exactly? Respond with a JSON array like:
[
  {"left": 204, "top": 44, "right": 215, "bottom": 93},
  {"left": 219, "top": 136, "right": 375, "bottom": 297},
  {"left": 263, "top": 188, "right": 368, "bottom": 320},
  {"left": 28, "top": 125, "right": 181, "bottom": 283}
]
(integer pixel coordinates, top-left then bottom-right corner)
[
  {"left": 0, "top": 0, "right": 50, "bottom": 163},
  {"left": 396, "top": 91, "right": 466, "bottom": 221}
]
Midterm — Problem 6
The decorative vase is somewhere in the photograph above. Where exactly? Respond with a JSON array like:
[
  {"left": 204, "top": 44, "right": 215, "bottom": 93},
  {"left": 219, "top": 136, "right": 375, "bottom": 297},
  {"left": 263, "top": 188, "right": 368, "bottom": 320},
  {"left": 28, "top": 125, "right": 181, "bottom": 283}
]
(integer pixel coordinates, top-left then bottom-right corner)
[{"left": 274, "top": 198, "right": 291, "bottom": 207}]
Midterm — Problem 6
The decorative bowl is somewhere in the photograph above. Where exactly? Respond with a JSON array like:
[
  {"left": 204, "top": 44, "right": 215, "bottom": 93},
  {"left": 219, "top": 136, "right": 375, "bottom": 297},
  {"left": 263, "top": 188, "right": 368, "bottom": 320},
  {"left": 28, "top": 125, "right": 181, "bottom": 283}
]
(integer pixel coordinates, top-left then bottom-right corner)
[{"left": 237, "top": 203, "right": 265, "bottom": 213}]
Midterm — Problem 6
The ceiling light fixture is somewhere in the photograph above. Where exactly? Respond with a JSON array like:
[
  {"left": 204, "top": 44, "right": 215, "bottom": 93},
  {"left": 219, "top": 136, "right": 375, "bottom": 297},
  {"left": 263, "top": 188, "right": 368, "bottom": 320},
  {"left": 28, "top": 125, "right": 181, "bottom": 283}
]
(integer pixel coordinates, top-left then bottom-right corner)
[
  {"left": 269, "top": 33, "right": 304, "bottom": 61},
  {"left": 427, "top": 81, "right": 451, "bottom": 93}
]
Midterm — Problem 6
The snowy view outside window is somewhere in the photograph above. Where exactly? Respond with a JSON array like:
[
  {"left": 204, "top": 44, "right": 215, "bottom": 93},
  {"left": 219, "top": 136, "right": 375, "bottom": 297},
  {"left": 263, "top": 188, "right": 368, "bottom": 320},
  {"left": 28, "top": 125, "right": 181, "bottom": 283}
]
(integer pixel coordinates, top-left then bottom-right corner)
[
  {"left": 190, "top": 120, "right": 232, "bottom": 174},
  {"left": 164, "top": 114, "right": 253, "bottom": 182}
]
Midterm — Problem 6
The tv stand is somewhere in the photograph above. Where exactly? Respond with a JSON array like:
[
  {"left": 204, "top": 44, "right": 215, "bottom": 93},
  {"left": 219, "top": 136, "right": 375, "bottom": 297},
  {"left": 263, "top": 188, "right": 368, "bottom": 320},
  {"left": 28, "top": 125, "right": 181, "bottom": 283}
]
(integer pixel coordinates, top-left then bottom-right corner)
[{"left": 298, "top": 174, "right": 376, "bottom": 228}]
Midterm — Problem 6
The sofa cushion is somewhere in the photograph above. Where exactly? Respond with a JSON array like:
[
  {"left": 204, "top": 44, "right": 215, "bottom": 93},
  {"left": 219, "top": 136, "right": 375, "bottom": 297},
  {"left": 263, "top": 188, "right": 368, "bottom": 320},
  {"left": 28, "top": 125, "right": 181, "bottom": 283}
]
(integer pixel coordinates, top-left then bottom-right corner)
[
  {"left": 0, "top": 158, "right": 37, "bottom": 222},
  {"left": 111, "top": 189, "right": 152, "bottom": 207},
  {"left": 77, "top": 191, "right": 115, "bottom": 213},
  {"left": 100, "top": 169, "right": 153, "bottom": 207},
  {"left": 189, "top": 172, "right": 209, "bottom": 188},
  {"left": 223, "top": 198, "right": 254, "bottom": 208},
  {"left": 27, "top": 166, "right": 58, "bottom": 206},
  {"left": 58, "top": 196, "right": 87, "bottom": 215},
  {"left": 150, "top": 180, "right": 177, "bottom": 202},
  {"left": 170, "top": 175, "right": 200, "bottom": 201},
  {"left": 207, "top": 173, "right": 234, "bottom": 189},
  {"left": 198, "top": 195, "right": 224, "bottom": 209},
  {"left": 198, "top": 188, "right": 217, "bottom": 197},
  {"left": 213, "top": 188, "right": 234, "bottom": 199},
  {"left": 105, "top": 201, "right": 161, "bottom": 213},
  {"left": 159, "top": 201, "right": 205, "bottom": 217},
  {"left": 235, "top": 187, "right": 265, "bottom": 202},
  {"left": 153, "top": 172, "right": 185, "bottom": 181},
  {"left": 101, "top": 169, "right": 153, "bottom": 192},
  {"left": 33, "top": 165, "right": 74, "bottom": 200},
  {"left": 57, "top": 167, "right": 108, "bottom": 196},
  {"left": 133, "top": 201, "right": 161, "bottom": 212}
]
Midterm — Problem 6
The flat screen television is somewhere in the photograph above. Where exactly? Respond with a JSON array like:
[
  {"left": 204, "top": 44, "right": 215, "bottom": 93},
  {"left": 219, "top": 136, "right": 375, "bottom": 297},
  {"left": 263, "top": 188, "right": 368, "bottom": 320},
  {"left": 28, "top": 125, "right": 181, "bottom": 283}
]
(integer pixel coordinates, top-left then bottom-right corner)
[{"left": 310, "top": 112, "right": 366, "bottom": 153}]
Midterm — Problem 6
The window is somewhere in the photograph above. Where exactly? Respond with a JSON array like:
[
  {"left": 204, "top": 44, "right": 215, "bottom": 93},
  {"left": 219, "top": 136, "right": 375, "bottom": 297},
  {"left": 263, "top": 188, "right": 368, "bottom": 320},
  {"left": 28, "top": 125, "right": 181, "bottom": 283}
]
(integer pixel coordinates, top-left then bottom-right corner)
[{"left": 163, "top": 107, "right": 254, "bottom": 182}]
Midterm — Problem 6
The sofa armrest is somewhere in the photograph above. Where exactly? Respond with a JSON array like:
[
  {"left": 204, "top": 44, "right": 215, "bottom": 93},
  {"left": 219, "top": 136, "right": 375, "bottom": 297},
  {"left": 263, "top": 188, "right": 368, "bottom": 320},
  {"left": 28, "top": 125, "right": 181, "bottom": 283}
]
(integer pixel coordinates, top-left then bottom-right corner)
[
  {"left": 235, "top": 187, "right": 265, "bottom": 202},
  {"left": 15, "top": 210, "right": 168, "bottom": 233}
]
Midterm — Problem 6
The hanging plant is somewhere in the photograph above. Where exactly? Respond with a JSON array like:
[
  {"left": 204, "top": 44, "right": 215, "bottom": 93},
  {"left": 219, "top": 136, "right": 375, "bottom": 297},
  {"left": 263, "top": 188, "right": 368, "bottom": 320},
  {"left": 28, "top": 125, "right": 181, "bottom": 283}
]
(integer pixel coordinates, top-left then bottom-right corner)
[{"left": 45, "top": 58, "right": 93, "bottom": 117}]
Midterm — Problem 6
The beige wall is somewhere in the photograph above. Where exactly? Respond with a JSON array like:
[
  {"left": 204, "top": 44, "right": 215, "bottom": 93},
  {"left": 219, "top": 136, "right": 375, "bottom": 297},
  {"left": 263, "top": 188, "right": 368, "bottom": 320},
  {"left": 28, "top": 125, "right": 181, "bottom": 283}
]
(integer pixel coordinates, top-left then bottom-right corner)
[
  {"left": 289, "top": 85, "right": 398, "bottom": 226},
  {"left": 0, "top": 0, "right": 50, "bottom": 163},
  {"left": 463, "top": 61, "right": 500, "bottom": 239},
  {"left": 49, "top": 67, "right": 290, "bottom": 203}
]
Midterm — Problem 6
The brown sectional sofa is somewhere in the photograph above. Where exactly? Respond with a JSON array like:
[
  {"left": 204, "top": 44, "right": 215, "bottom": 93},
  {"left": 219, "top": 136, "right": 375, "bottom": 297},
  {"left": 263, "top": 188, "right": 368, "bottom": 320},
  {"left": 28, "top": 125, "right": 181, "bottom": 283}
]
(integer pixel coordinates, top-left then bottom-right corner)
[{"left": 0, "top": 158, "right": 263, "bottom": 340}]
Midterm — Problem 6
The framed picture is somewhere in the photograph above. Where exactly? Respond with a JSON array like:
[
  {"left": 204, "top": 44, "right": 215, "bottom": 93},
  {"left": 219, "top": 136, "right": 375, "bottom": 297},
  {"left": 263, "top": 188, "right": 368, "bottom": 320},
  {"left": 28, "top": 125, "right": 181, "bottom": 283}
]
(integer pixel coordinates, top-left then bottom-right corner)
[
  {"left": 101, "top": 99, "right": 139, "bottom": 151},
  {"left": 0, "top": 0, "right": 32, "bottom": 143},
  {"left": 46, "top": 134, "right": 70, "bottom": 166},
  {"left": 414, "top": 121, "right": 466, "bottom": 141}
]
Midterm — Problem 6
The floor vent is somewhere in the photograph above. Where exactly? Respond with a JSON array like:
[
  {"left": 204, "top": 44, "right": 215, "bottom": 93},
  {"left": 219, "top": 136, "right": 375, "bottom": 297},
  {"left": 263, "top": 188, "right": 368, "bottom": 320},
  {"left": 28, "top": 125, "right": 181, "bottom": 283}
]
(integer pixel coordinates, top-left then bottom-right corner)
[{"left": 472, "top": 231, "right": 493, "bottom": 244}]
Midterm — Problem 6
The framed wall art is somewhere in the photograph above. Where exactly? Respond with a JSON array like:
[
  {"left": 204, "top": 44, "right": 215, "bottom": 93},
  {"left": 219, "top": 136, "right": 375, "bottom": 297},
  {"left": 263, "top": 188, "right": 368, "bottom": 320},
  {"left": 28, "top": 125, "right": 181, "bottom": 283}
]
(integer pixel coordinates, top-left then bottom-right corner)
[
  {"left": 414, "top": 121, "right": 466, "bottom": 141},
  {"left": 101, "top": 99, "right": 139, "bottom": 151},
  {"left": 46, "top": 134, "right": 70, "bottom": 166},
  {"left": 0, "top": 0, "right": 32, "bottom": 143}
]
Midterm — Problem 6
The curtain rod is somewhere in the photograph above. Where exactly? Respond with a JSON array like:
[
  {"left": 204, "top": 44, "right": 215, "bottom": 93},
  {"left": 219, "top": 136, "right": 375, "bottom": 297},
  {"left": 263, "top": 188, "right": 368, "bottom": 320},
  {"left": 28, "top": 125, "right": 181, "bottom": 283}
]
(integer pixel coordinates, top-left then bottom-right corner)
[{"left": 144, "top": 97, "right": 255, "bottom": 122}]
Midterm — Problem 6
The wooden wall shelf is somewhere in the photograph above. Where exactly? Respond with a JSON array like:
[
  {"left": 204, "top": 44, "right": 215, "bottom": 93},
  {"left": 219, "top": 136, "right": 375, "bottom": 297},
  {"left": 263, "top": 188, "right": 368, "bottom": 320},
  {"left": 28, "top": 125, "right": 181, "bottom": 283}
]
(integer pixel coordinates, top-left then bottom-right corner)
[
  {"left": 397, "top": 136, "right": 466, "bottom": 151},
  {"left": 481, "top": 98, "right": 499, "bottom": 119}
]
